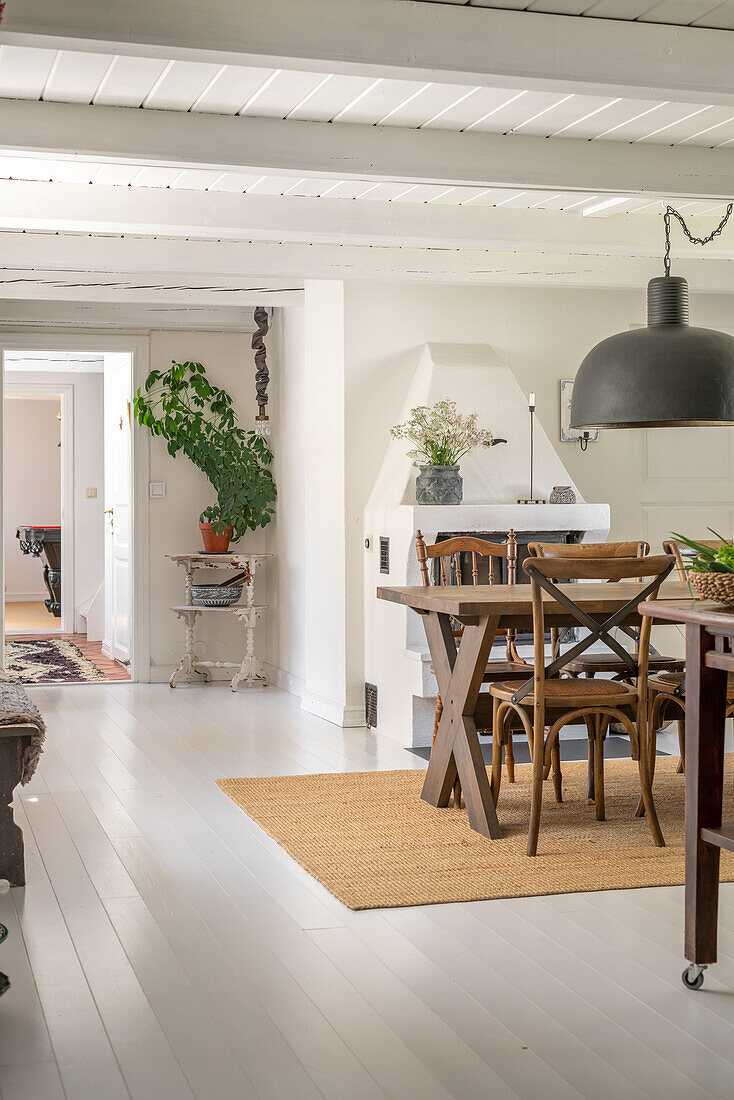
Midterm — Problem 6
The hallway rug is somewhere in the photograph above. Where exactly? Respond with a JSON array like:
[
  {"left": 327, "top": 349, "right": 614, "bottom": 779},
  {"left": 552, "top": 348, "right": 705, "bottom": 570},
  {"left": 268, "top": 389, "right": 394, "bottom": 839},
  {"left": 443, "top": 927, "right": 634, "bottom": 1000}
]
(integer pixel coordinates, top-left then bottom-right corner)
[
  {"left": 217, "top": 757, "right": 734, "bottom": 910},
  {"left": 4, "top": 639, "right": 107, "bottom": 684}
]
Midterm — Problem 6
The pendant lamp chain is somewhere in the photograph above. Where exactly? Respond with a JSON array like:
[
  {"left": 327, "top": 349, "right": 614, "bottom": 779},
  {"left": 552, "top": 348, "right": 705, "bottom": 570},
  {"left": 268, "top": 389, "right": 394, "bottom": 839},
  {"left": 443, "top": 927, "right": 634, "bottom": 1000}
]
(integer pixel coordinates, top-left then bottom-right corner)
[{"left": 663, "top": 202, "right": 734, "bottom": 276}]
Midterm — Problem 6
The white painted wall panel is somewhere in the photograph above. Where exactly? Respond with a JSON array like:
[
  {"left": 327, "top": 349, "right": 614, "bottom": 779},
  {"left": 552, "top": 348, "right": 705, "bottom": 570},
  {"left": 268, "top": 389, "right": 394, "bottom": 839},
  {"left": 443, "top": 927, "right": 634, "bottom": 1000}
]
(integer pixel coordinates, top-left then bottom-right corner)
[{"left": 4, "top": 397, "right": 61, "bottom": 600}]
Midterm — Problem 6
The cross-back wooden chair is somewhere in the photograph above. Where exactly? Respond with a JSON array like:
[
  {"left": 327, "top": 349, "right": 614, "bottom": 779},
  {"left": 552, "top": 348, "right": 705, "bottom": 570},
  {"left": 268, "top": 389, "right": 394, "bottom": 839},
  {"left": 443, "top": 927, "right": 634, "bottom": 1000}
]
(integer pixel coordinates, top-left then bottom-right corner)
[
  {"left": 527, "top": 539, "right": 683, "bottom": 681},
  {"left": 416, "top": 529, "right": 530, "bottom": 806},
  {"left": 489, "top": 553, "right": 676, "bottom": 856}
]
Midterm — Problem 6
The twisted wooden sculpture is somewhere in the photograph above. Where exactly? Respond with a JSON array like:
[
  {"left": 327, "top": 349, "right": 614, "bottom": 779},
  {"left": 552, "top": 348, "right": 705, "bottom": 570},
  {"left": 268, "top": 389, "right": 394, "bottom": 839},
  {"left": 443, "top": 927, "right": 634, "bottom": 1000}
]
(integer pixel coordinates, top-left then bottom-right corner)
[{"left": 252, "top": 306, "right": 270, "bottom": 433}]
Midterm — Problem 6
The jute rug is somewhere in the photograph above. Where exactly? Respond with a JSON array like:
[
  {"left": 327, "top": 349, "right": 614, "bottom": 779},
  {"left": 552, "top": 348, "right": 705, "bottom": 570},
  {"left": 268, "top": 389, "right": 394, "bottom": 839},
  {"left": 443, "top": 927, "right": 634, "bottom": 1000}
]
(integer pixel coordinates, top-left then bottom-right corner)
[{"left": 217, "top": 756, "right": 734, "bottom": 910}]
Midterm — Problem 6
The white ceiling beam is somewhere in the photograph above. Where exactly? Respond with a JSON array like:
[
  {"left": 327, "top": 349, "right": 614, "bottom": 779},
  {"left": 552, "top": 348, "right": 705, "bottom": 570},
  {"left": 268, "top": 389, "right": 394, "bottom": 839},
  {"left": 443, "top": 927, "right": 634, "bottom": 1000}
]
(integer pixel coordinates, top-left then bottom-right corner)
[
  {"left": 5, "top": 0, "right": 734, "bottom": 106},
  {"left": 0, "top": 300, "right": 267, "bottom": 331},
  {"left": 3, "top": 99, "right": 734, "bottom": 201},
  {"left": 2, "top": 179, "right": 734, "bottom": 261},
  {"left": 3, "top": 230, "right": 734, "bottom": 293},
  {"left": 0, "top": 269, "right": 303, "bottom": 307}
]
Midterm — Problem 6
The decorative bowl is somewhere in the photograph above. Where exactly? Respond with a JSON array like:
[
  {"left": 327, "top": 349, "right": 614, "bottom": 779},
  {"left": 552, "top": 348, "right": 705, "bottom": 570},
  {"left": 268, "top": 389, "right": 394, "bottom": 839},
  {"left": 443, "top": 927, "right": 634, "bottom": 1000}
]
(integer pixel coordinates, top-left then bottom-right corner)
[
  {"left": 190, "top": 584, "right": 243, "bottom": 608},
  {"left": 690, "top": 572, "right": 734, "bottom": 607}
]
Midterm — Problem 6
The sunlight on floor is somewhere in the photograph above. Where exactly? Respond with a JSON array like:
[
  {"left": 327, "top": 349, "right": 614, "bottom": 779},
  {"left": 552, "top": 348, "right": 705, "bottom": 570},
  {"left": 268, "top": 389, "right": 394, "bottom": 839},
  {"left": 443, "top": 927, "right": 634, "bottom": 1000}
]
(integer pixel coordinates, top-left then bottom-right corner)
[{"left": 4, "top": 601, "right": 60, "bottom": 633}]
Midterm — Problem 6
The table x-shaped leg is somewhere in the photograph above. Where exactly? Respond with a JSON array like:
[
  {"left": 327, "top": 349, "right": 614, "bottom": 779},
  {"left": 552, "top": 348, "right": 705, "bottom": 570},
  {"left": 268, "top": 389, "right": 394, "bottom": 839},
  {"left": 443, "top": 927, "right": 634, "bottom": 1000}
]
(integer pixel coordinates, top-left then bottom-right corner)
[{"left": 421, "top": 611, "right": 502, "bottom": 839}]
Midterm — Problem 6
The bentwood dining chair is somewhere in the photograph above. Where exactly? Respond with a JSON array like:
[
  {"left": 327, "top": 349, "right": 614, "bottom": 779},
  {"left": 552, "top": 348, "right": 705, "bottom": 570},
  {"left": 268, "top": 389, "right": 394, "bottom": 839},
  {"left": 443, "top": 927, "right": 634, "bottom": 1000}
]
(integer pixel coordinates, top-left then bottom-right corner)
[
  {"left": 489, "top": 554, "right": 676, "bottom": 856},
  {"left": 528, "top": 539, "right": 684, "bottom": 681},
  {"left": 415, "top": 529, "right": 529, "bottom": 805}
]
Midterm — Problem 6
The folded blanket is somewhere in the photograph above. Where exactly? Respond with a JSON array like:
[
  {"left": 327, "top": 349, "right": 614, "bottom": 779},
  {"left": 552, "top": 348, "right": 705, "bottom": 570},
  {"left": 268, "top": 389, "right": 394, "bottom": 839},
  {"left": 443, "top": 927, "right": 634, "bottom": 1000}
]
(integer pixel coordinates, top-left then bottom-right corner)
[{"left": 0, "top": 676, "right": 46, "bottom": 784}]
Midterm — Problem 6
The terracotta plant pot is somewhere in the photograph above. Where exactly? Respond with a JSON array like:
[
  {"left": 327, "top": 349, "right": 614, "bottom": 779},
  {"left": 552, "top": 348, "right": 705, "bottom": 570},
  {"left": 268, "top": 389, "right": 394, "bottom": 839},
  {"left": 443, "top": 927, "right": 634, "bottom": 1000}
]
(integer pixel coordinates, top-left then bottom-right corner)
[{"left": 199, "top": 522, "right": 233, "bottom": 554}]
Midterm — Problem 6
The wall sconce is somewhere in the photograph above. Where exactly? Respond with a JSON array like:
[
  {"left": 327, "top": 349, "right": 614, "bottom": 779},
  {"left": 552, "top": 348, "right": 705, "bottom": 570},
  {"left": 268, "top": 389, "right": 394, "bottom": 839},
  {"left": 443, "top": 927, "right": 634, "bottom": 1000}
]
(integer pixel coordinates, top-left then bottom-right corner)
[{"left": 560, "top": 380, "right": 597, "bottom": 452}]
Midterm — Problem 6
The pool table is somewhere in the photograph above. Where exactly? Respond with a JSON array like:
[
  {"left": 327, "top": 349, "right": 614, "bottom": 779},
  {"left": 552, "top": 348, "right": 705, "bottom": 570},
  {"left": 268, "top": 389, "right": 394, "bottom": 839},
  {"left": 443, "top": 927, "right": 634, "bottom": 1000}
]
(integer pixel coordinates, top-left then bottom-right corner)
[{"left": 16, "top": 526, "right": 61, "bottom": 617}]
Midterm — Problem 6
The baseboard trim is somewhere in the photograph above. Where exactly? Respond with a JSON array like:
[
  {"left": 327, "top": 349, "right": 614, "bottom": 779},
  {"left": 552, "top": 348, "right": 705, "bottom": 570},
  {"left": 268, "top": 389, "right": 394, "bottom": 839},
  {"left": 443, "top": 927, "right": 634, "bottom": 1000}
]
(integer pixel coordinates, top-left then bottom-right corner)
[
  {"left": 263, "top": 663, "right": 305, "bottom": 698},
  {"left": 301, "top": 690, "right": 366, "bottom": 728},
  {"left": 5, "top": 592, "right": 46, "bottom": 603}
]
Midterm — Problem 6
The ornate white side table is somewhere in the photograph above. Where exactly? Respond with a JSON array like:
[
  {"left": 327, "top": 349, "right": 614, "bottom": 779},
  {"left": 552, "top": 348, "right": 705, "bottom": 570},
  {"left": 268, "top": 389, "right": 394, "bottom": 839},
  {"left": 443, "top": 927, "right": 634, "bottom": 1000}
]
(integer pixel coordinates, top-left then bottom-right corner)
[{"left": 167, "top": 552, "right": 271, "bottom": 691}]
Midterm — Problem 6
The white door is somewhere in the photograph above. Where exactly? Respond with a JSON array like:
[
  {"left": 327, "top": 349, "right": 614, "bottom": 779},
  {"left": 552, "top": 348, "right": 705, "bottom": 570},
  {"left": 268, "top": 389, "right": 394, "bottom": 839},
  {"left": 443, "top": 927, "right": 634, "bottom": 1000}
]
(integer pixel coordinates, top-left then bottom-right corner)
[{"left": 103, "top": 353, "right": 132, "bottom": 664}]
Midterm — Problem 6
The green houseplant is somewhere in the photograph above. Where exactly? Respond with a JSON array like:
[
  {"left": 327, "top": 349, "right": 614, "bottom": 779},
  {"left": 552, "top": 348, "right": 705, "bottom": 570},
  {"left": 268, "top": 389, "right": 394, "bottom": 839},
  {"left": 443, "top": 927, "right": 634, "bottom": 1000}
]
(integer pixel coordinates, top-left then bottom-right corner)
[
  {"left": 391, "top": 399, "right": 496, "bottom": 505},
  {"left": 671, "top": 528, "right": 734, "bottom": 605},
  {"left": 134, "top": 360, "right": 276, "bottom": 551}
]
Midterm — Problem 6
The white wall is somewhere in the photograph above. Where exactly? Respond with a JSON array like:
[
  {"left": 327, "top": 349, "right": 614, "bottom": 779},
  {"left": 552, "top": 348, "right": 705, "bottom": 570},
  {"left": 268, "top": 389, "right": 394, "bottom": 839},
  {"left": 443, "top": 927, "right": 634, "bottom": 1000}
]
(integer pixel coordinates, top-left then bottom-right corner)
[
  {"left": 267, "top": 279, "right": 734, "bottom": 726},
  {"left": 4, "top": 371, "right": 105, "bottom": 625},
  {"left": 4, "top": 397, "right": 61, "bottom": 599},
  {"left": 146, "top": 330, "right": 278, "bottom": 678},
  {"left": 266, "top": 305, "right": 306, "bottom": 689}
]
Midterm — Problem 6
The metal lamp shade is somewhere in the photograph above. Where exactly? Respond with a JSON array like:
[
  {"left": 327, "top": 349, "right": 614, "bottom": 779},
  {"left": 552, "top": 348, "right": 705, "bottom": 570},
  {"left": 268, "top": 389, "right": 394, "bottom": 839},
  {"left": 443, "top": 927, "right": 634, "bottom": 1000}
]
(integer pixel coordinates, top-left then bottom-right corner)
[{"left": 570, "top": 276, "right": 734, "bottom": 429}]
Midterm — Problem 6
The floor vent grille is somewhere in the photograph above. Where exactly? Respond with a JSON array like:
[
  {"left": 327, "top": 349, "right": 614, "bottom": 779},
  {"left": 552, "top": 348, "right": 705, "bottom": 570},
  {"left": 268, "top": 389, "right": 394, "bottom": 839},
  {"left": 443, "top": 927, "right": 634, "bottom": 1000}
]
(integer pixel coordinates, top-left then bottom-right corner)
[{"left": 365, "top": 682, "right": 378, "bottom": 728}]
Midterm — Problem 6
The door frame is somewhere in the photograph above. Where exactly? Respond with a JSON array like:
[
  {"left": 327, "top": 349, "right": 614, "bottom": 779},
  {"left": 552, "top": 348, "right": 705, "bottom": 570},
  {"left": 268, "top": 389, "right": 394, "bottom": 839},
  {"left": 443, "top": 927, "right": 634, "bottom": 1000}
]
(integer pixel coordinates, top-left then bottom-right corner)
[
  {"left": 0, "top": 332, "right": 151, "bottom": 682},
  {"left": 4, "top": 381, "right": 74, "bottom": 632}
]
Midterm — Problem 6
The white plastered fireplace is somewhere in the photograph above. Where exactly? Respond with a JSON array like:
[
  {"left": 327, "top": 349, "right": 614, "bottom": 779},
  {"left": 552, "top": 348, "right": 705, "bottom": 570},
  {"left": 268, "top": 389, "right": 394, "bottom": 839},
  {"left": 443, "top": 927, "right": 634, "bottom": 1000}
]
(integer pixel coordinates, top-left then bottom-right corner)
[{"left": 363, "top": 343, "right": 610, "bottom": 747}]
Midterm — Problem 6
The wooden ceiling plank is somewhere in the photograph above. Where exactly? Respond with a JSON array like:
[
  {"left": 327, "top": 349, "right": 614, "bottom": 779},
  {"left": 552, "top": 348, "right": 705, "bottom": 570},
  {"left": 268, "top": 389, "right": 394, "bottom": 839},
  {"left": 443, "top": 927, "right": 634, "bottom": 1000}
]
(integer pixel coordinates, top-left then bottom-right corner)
[
  {"left": 141, "top": 59, "right": 224, "bottom": 110},
  {"left": 285, "top": 74, "right": 380, "bottom": 122},
  {"left": 42, "top": 49, "right": 114, "bottom": 103},
  {"left": 424, "top": 87, "right": 527, "bottom": 131},
  {"left": 635, "top": 1, "right": 728, "bottom": 24},
  {"left": 92, "top": 55, "right": 169, "bottom": 107},
  {"left": 0, "top": 45, "right": 56, "bottom": 99},
  {"left": 691, "top": 1, "right": 734, "bottom": 29},
  {"left": 334, "top": 78, "right": 431, "bottom": 124},
  {"left": 242, "top": 70, "right": 329, "bottom": 119},
  {"left": 9, "top": 0, "right": 734, "bottom": 106},
  {"left": 380, "top": 83, "right": 477, "bottom": 128}
]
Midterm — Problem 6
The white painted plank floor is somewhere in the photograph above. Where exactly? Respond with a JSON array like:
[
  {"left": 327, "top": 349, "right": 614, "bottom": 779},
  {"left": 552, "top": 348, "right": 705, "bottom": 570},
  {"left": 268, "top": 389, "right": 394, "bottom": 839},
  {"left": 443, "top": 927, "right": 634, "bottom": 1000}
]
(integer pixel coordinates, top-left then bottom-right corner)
[{"left": 1, "top": 682, "right": 734, "bottom": 1100}]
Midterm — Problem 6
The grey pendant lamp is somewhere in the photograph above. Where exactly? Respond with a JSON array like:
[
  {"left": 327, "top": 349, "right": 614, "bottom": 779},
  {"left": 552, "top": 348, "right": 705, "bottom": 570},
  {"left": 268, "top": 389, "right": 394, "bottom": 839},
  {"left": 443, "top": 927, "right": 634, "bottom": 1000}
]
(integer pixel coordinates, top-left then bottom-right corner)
[{"left": 570, "top": 203, "right": 734, "bottom": 430}]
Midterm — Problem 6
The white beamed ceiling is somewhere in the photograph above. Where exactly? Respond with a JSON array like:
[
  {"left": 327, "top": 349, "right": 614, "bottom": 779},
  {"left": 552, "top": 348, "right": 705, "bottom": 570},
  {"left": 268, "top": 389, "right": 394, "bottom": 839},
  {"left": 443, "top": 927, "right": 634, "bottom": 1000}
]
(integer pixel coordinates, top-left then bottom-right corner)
[
  {"left": 0, "top": 42, "right": 732, "bottom": 216},
  {"left": 405, "top": 1, "right": 734, "bottom": 30}
]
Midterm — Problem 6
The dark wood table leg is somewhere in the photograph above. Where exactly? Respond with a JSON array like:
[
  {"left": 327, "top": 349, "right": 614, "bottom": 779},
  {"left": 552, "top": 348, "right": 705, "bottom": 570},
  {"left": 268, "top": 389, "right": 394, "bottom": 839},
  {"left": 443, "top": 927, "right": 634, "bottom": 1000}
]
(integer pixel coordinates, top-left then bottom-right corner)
[
  {"left": 0, "top": 732, "right": 30, "bottom": 887},
  {"left": 421, "top": 611, "right": 502, "bottom": 840},
  {"left": 684, "top": 623, "right": 728, "bottom": 975}
]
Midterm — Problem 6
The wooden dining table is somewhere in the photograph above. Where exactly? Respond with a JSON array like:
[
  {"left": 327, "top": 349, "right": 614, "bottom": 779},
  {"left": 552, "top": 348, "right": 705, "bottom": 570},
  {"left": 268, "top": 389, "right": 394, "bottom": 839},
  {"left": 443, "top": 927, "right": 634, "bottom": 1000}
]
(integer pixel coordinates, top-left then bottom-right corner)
[{"left": 377, "top": 580, "right": 691, "bottom": 839}]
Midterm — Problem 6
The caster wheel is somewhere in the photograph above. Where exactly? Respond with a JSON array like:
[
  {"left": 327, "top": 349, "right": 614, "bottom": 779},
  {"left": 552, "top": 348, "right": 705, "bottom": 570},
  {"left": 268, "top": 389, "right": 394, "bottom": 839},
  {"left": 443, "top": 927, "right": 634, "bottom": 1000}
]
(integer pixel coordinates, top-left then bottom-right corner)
[{"left": 682, "top": 965, "right": 705, "bottom": 990}]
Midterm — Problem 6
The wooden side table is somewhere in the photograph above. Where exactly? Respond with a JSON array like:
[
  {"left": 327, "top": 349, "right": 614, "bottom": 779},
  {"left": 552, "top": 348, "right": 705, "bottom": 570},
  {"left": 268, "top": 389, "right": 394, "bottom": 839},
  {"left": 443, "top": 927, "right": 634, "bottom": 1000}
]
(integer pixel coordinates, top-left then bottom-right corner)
[
  {"left": 640, "top": 596, "right": 733, "bottom": 991},
  {"left": 167, "top": 552, "right": 271, "bottom": 691}
]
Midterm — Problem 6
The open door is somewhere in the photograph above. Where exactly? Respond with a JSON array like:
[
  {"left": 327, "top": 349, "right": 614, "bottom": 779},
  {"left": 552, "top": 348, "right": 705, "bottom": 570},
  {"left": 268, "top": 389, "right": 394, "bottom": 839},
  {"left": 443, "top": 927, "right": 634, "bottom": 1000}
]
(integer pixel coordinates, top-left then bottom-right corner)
[{"left": 103, "top": 353, "right": 133, "bottom": 665}]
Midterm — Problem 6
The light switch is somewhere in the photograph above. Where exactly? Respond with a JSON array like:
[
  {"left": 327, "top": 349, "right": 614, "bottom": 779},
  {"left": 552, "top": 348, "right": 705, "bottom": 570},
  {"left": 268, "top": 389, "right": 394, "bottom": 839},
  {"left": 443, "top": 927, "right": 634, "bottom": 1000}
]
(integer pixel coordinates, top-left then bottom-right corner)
[
  {"left": 85, "top": 487, "right": 97, "bottom": 499},
  {"left": 149, "top": 481, "right": 166, "bottom": 499}
]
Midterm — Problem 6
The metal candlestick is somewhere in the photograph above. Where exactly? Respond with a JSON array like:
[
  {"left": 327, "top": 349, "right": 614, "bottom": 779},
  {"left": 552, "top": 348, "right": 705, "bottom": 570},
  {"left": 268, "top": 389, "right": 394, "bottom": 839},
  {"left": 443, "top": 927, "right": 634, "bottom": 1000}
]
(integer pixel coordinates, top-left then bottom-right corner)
[{"left": 517, "top": 392, "right": 546, "bottom": 504}]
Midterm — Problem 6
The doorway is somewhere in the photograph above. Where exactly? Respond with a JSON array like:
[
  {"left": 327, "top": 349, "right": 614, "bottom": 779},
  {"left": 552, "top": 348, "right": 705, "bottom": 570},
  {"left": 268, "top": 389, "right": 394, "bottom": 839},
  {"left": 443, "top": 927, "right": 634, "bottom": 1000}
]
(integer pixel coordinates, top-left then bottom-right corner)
[{"left": 0, "top": 336, "right": 151, "bottom": 684}]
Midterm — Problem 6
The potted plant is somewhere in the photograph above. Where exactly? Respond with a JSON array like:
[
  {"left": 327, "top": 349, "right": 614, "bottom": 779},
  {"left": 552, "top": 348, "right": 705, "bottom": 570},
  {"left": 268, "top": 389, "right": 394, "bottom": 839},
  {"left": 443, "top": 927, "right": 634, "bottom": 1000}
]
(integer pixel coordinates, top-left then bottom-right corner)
[
  {"left": 671, "top": 529, "right": 734, "bottom": 605},
  {"left": 134, "top": 360, "right": 276, "bottom": 552},
  {"left": 391, "top": 399, "right": 498, "bottom": 505}
]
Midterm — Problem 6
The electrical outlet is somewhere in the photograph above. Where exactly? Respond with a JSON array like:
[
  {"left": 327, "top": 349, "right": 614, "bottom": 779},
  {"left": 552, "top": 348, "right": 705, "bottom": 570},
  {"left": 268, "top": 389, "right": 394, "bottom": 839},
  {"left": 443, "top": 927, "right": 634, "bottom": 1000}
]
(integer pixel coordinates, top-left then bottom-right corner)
[
  {"left": 85, "top": 487, "right": 97, "bottom": 499},
  {"left": 149, "top": 482, "right": 166, "bottom": 499}
]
